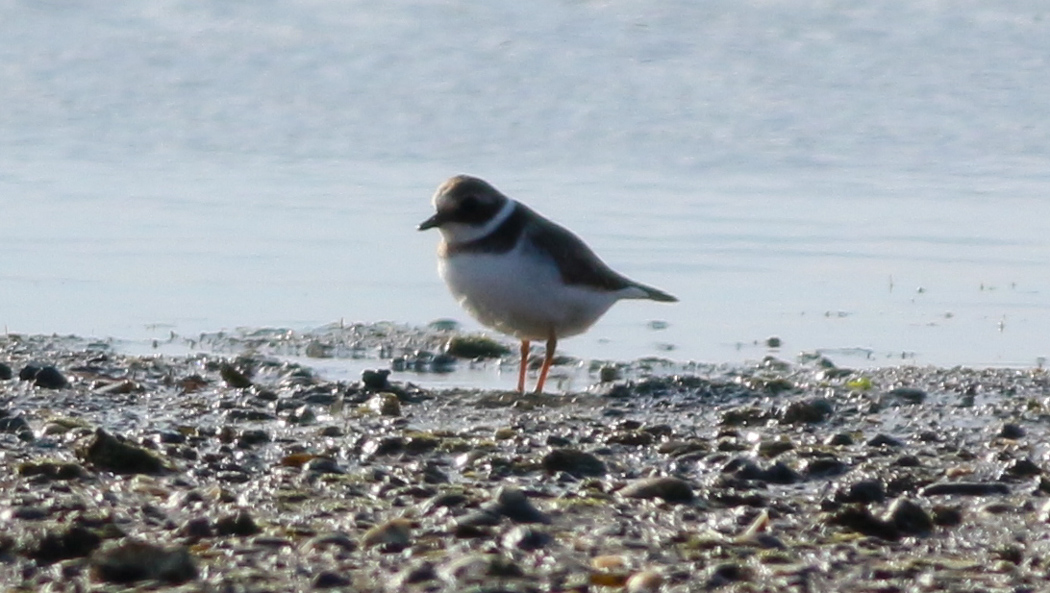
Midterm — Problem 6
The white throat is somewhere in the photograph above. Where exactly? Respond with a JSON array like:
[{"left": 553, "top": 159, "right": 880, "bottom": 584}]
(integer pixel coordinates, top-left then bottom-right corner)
[{"left": 439, "top": 199, "right": 518, "bottom": 245}]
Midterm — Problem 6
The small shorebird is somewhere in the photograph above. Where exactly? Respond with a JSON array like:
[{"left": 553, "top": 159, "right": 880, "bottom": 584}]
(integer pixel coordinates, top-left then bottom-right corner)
[{"left": 419, "top": 175, "right": 678, "bottom": 393}]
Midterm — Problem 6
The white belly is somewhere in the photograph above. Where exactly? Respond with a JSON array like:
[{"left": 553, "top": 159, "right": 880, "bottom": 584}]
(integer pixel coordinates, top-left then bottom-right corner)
[{"left": 438, "top": 246, "right": 621, "bottom": 340}]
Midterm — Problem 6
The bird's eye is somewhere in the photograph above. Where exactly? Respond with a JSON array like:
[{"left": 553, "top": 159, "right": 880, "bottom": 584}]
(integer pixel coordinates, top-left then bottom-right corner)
[{"left": 460, "top": 195, "right": 480, "bottom": 212}]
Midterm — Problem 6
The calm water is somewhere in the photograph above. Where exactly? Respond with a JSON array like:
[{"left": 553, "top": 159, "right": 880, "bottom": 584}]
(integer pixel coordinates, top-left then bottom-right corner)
[{"left": 2, "top": 1, "right": 1050, "bottom": 369}]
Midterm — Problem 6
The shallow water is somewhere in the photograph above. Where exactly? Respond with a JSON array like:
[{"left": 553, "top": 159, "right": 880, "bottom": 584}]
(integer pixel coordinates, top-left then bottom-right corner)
[{"left": 2, "top": 1, "right": 1050, "bottom": 370}]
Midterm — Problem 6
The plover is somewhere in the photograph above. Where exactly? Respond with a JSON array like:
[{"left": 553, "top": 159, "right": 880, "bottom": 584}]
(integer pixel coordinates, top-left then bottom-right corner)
[{"left": 419, "top": 175, "right": 678, "bottom": 393}]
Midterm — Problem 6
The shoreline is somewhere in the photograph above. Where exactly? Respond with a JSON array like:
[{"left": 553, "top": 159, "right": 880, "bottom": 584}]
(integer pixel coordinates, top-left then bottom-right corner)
[{"left": 2, "top": 330, "right": 1049, "bottom": 590}]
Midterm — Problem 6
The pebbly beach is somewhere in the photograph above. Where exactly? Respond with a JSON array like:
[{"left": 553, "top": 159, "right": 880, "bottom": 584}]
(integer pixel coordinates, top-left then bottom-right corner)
[{"left": 2, "top": 324, "right": 1049, "bottom": 592}]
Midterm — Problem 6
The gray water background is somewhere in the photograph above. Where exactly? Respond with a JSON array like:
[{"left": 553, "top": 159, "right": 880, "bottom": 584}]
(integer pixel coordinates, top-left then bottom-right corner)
[{"left": 2, "top": 1, "right": 1050, "bottom": 368}]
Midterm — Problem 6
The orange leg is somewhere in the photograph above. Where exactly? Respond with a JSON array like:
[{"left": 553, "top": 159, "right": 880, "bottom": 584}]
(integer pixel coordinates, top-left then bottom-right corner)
[
  {"left": 517, "top": 339, "right": 530, "bottom": 393},
  {"left": 534, "top": 331, "right": 557, "bottom": 394}
]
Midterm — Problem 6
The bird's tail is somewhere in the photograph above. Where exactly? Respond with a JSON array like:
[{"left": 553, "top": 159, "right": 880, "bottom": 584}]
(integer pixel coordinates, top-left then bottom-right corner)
[{"left": 625, "top": 282, "right": 678, "bottom": 302}]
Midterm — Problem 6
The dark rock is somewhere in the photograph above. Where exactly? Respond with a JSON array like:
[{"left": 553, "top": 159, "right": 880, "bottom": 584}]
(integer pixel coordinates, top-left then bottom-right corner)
[
  {"left": 457, "top": 509, "right": 503, "bottom": 528},
  {"left": 362, "top": 436, "right": 405, "bottom": 457},
  {"left": 428, "top": 318, "right": 460, "bottom": 331},
  {"left": 720, "top": 406, "right": 767, "bottom": 426},
  {"left": 780, "top": 398, "right": 833, "bottom": 423},
  {"left": 829, "top": 507, "right": 900, "bottom": 541},
  {"left": 995, "top": 544, "right": 1024, "bottom": 565},
  {"left": 802, "top": 457, "right": 851, "bottom": 479},
  {"left": 893, "top": 455, "right": 921, "bottom": 467},
  {"left": 885, "top": 498, "right": 934, "bottom": 535},
  {"left": 80, "top": 429, "right": 168, "bottom": 474},
  {"left": 33, "top": 366, "right": 68, "bottom": 389},
  {"left": 920, "top": 482, "right": 1010, "bottom": 496},
  {"left": 158, "top": 431, "right": 186, "bottom": 444},
  {"left": 866, "top": 433, "right": 905, "bottom": 448},
  {"left": 313, "top": 571, "right": 352, "bottom": 588},
  {"left": 599, "top": 365, "right": 622, "bottom": 382},
  {"left": 309, "top": 532, "right": 357, "bottom": 552},
  {"left": 236, "top": 428, "right": 271, "bottom": 448},
  {"left": 756, "top": 439, "right": 795, "bottom": 458},
  {"left": 1002, "top": 458, "right": 1041, "bottom": 478},
  {"left": 887, "top": 387, "right": 927, "bottom": 404},
  {"left": 546, "top": 434, "right": 572, "bottom": 447},
  {"left": 252, "top": 536, "right": 292, "bottom": 548},
  {"left": 725, "top": 458, "right": 801, "bottom": 485},
  {"left": 453, "top": 523, "right": 493, "bottom": 538},
  {"left": 304, "top": 457, "right": 345, "bottom": 474},
  {"left": 762, "top": 461, "right": 801, "bottom": 484},
  {"left": 215, "top": 511, "right": 261, "bottom": 536},
  {"left": 931, "top": 505, "right": 963, "bottom": 527},
  {"left": 367, "top": 392, "right": 402, "bottom": 416},
  {"left": 489, "top": 486, "right": 550, "bottom": 524},
  {"left": 542, "top": 448, "right": 606, "bottom": 477},
  {"left": 606, "top": 430, "right": 655, "bottom": 446},
  {"left": 18, "top": 461, "right": 88, "bottom": 481},
  {"left": 421, "top": 492, "right": 469, "bottom": 515},
  {"left": 0, "top": 362, "right": 12, "bottom": 380},
  {"left": 18, "top": 364, "right": 41, "bottom": 381},
  {"left": 219, "top": 363, "right": 252, "bottom": 388},
  {"left": 26, "top": 525, "right": 102, "bottom": 563},
  {"left": 304, "top": 392, "right": 337, "bottom": 405},
  {"left": 361, "top": 518, "right": 412, "bottom": 551},
  {"left": 179, "top": 517, "right": 214, "bottom": 539},
  {"left": 0, "top": 415, "right": 31, "bottom": 435},
  {"left": 430, "top": 353, "right": 456, "bottom": 373},
  {"left": 10, "top": 506, "right": 48, "bottom": 520},
  {"left": 620, "top": 476, "right": 695, "bottom": 504},
  {"left": 824, "top": 433, "right": 854, "bottom": 446},
  {"left": 707, "top": 562, "right": 751, "bottom": 588},
  {"left": 91, "top": 541, "right": 197, "bottom": 585},
  {"left": 445, "top": 335, "right": 510, "bottom": 358},
  {"left": 223, "top": 409, "right": 276, "bottom": 422},
  {"left": 836, "top": 479, "right": 886, "bottom": 504},
  {"left": 658, "top": 439, "right": 709, "bottom": 458},
  {"left": 999, "top": 422, "right": 1026, "bottom": 439},
  {"left": 502, "top": 525, "right": 552, "bottom": 551},
  {"left": 361, "top": 369, "right": 390, "bottom": 390},
  {"left": 442, "top": 553, "right": 524, "bottom": 585},
  {"left": 393, "top": 560, "right": 437, "bottom": 587}
]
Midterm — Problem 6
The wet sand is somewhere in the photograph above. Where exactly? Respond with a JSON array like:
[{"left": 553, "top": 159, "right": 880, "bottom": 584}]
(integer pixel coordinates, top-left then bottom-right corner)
[{"left": 2, "top": 326, "right": 1049, "bottom": 591}]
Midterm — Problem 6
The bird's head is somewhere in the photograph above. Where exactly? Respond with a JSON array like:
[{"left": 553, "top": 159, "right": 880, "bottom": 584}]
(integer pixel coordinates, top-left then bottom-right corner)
[{"left": 418, "top": 175, "right": 512, "bottom": 244}]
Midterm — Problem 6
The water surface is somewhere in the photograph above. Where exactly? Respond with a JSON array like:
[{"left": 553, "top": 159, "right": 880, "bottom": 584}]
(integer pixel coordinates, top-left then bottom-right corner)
[{"left": 2, "top": 1, "right": 1049, "bottom": 369}]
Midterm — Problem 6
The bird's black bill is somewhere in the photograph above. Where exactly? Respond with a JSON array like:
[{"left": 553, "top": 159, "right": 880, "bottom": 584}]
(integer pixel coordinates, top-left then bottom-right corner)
[{"left": 418, "top": 213, "right": 443, "bottom": 231}]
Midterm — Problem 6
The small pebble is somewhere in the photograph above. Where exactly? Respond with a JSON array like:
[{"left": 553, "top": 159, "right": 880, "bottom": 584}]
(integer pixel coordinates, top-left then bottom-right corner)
[
  {"left": 361, "top": 369, "right": 391, "bottom": 390},
  {"left": 626, "top": 569, "right": 664, "bottom": 593},
  {"left": 887, "top": 387, "right": 927, "bottom": 404},
  {"left": 361, "top": 518, "right": 412, "bottom": 550},
  {"left": 18, "top": 364, "right": 41, "bottom": 381},
  {"left": 215, "top": 511, "right": 260, "bottom": 536},
  {"left": 33, "top": 366, "right": 68, "bottom": 389},
  {"left": 620, "top": 476, "right": 695, "bottom": 504},
  {"left": 80, "top": 429, "right": 168, "bottom": 474},
  {"left": 885, "top": 497, "right": 933, "bottom": 535},
  {"left": 367, "top": 393, "right": 402, "bottom": 417},
  {"left": 501, "top": 525, "right": 552, "bottom": 551},
  {"left": 920, "top": 482, "right": 1010, "bottom": 496},
  {"left": 542, "top": 448, "right": 606, "bottom": 477},
  {"left": 836, "top": 479, "right": 886, "bottom": 504},
  {"left": 866, "top": 433, "right": 905, "bottom": 448},
  {"left": 490, "top": 486, "right": 550, "bottom": 524},
  {"left": 219, "top": 363, "right": 252, "bottom": 388},
  {"left": 91, "top": 541, "right": 197, "bottom": 585},
  {"left": 999, "top": 422, "right": 1026, "bottom": 439},
  {"left": 312, "top": 571, "right": 352, "bottom": 589}
]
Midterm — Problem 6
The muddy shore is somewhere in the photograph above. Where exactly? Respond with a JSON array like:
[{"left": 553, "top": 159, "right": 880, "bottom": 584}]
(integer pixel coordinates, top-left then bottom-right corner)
[{"left": 2, "top": 325, "right": 1050, "bottom": 592}]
